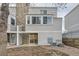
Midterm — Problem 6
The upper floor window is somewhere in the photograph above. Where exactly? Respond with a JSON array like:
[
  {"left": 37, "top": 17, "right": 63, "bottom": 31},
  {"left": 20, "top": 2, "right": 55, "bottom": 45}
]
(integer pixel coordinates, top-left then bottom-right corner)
[
  {"left": 32, "top": 16, "right": 41, "bottom": 24},
  {"left": 26, "top": 15, "right": 53, "bottom": 25},
  {"left": 40, "top": 10, "right": 47, "bottom": 14},
  {"left": 43, "top": 16, "right": 47, "bottom": 24},
  {"left": 43, "top": 16, "right": 52, "bottom": 24},
  {"left": 47, "top": 16, "right": 52, "bottom": 24},
  {"left": 11, "top": 17, "right": 15, "bottom": 25}
]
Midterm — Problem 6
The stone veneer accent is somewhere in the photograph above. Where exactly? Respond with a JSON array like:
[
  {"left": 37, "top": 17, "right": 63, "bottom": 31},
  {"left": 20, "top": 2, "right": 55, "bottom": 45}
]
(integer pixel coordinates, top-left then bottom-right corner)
[{"left": 16, "top": 3, "right": 29, "bottom": 25}]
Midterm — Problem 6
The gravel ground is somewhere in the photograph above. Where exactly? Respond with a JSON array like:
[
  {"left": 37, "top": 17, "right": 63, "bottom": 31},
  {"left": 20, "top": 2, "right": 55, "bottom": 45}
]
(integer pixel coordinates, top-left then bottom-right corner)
[{"left": 7, "top": 46, "right": 68, "bottom": 56}]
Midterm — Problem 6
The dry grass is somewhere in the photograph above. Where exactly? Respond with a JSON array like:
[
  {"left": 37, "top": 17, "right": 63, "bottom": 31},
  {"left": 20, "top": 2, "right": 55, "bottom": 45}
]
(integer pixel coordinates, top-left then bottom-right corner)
[{"left": 63, "top": 38, "right": 79, "bottom": 48}]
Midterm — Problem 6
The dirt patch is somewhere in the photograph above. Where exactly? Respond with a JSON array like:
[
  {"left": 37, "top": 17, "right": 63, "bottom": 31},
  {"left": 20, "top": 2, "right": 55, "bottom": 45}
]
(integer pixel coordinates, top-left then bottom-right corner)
[{"left": 7, "top": 46, "right": 68, "bottom": 56}]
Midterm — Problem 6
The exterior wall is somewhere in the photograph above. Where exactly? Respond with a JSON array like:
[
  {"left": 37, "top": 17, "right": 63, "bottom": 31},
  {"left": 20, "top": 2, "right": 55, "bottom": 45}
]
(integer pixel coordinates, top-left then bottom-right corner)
[
  {"left": 12, "top": 31, "right": 62, "bottom": 45},
  {"left": 28, "top": 7, "right": 57, "bottom": 17},
  {"left": 25, "top": 6, "right": 62, "bottom": 45},
  {"left": 7, "top": 7, "right": 16, "bottom": 32},
  {"left": 9, "top": 7, "right": 16, "bottom": 16},
  {"left": 65, "top": 5, "right": 79, "bottom": 32},
  {"left": 26, "top": 17, "right": 62, "bottom": 32},
  {"left": 38, "top": 32, "right": 62, "bottom": 45}
]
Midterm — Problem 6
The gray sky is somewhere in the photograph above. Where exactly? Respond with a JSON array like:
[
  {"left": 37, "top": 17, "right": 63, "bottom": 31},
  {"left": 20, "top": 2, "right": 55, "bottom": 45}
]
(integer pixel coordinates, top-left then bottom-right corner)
[{"left": 58, "top": 3, "right": 78, "bottom": 17}]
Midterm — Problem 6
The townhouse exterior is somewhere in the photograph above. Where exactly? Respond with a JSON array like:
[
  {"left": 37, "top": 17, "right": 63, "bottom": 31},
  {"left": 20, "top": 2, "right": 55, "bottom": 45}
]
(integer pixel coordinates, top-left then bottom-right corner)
[
  {"left": 63, "top": 4, "right": 79, "bottom": 47},
  {"left": 7, "top": 3, "right": 62, "bottom": 46}
]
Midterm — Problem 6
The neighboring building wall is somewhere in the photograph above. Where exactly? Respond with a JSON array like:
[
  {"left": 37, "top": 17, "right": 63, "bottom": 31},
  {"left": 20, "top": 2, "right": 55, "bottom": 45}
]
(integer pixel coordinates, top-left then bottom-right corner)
[
  {"left": 63, "top": 4, "right": 79, "bottom": 48},
  {"left": 63, "top": 31, "right": 79, "bottom": 38},
  {"left": 65, "top": 5, "right": 79, "bottom": 32}
]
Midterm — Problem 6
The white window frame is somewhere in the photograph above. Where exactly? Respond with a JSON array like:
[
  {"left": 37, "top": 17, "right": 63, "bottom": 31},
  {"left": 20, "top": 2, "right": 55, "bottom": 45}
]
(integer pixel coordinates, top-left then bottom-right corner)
[
  {"left": 47, "top": 16, "right": 53, "bottom": 24},
  {"left": 43, "top": 15, "right": 53, "bottom": 24},
  {"left": 8, "top": 15, "right": 16, "bottom": 25},
  {"left": 31, "top": 16, "right": 41, "bottom": 24},
  {"left": 26, "top": 15, "right": 53, "bottom": 25}
]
